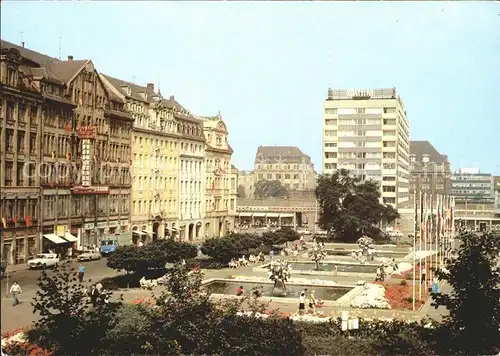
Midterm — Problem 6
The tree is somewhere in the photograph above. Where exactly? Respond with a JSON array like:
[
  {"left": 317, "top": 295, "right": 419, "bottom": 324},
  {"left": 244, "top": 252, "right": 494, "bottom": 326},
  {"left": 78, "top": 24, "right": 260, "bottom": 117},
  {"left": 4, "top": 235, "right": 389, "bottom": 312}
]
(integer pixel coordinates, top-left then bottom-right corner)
[
  {"left": 254, "top": 179, "right": 288, "bottom": 198},
  {"left": 308, "top": 241, "right": 326, "bottom": 270},
  {"left": 201, "top": 233, "right": 262, "bottom": 263},
  {"left": 381, "top": 204, "right": 400, "bottom": 225},
  {"left": 261, "top": 228, "right": 300, "bottom": 247},
  {"left": 237, "top": 185, "right": 246, "bottom": 198},
  {"left": 107, "top": 240, "right": 197, "bottom": 274},
  {"left": 315, "top": 169, "right": 397, "bottom": 242},
  {"left": 29, "top": 260, "right": 122, "bottom": 355},
  {"left": 431, "top": 230, "right": 500, "bottom": 355}
]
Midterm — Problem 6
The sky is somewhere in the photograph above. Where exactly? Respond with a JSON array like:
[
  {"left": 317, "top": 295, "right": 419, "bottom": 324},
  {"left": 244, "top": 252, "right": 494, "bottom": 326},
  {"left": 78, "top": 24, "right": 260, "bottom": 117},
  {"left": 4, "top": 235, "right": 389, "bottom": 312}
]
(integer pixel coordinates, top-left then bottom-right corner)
[{"left": 2, "top": 1, "right": 499, "bottom": 174}]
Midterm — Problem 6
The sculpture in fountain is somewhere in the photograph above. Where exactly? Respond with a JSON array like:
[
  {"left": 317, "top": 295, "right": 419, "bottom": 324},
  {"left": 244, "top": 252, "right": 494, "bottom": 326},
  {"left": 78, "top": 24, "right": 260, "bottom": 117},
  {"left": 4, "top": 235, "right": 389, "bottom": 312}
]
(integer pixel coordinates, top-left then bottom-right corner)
[
  {"left": 267, "top": 259, "right": 291, "bottom": 293},
  {"left": 308, "top": 241, "right": 327, "bottom": 270}
]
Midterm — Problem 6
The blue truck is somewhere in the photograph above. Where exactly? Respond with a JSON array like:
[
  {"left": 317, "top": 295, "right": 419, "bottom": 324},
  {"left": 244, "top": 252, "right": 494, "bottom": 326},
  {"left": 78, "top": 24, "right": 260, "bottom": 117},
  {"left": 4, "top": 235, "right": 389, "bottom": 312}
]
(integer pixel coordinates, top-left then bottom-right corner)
[{"left": 100, "top": 232, "right": 132, "bottom": 256}]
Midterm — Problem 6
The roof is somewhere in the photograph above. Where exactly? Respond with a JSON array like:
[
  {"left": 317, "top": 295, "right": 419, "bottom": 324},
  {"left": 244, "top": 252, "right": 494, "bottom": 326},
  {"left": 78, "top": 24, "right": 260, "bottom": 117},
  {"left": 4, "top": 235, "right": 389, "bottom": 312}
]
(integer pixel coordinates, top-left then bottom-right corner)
[
  {"left": 100, "top": 74, "right": 151, "bottom": 104},
  {"left": 410, "top": 141, "right": 448, "bottom": 164},
  {"left": 1, "top": 39, "right": 88, "bottom": 83},
  {"left": 255, "top": 146, "right": 312, "bottom": 164}
]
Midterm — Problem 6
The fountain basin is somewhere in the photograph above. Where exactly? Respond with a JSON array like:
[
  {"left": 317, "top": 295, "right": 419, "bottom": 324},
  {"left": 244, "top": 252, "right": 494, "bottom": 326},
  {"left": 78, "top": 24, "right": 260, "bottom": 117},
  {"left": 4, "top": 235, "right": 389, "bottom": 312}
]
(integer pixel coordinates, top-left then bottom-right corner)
[{"left": 202, "top": 278, "right": 361, "bottom": 307}]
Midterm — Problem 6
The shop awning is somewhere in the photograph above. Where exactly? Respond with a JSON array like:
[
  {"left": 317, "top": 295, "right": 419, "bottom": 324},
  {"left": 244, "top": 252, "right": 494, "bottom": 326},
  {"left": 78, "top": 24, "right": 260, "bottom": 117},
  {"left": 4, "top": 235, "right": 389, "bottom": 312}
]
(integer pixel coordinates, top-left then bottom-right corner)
[
  {"left": 170, "top": 227, "right": 178, "bottom": 231},
  {"left": 64, "top": 233, "right": 78, "bottom": 242},
  {"left": 133, "top": 231, "right": 146, "bottom": 236},
  {"left": 253, "top": 213, "right": 266, "bottom": 217},
  {"left": 238, "top": 212, "right": 253, "bottom": 217},
  {"left": 142, "top": 230, "right": 154, "bottom": 235},
  {"left": 266, "top": 213, "right": 281, "bottom": 218},
  {"left": 43, "top": 234, "right": 68, "bottom": 245},
  {"left": 280, "top": 213, "right": 294, "bottom": 218}
]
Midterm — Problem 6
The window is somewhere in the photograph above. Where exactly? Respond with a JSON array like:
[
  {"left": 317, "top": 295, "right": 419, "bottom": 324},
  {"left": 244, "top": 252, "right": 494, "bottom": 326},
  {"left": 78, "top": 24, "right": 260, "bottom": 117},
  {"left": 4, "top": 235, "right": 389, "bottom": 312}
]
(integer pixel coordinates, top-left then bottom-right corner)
[
  {"left": 325, "top": 108, "right": 337, "bottom": 114},
  {"left": 356, "top": 108, "right": 365, "bottom": 114},
  {"left": 275, "top": 174, "right": 281, "bottom": 179},
  {"left": 4, "top": 162, "right": 13, "bottom": 186},
  {"left": 383, "top": 107, "right": 396, "bottom": 113}
]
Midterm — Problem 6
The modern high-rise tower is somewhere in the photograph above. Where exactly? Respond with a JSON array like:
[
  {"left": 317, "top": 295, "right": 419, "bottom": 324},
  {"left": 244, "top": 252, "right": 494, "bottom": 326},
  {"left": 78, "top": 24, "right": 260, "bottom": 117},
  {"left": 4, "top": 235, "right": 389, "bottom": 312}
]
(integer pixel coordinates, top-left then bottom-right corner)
[{"left": 322, "top": 88, "right": 410, "bottom": 207}]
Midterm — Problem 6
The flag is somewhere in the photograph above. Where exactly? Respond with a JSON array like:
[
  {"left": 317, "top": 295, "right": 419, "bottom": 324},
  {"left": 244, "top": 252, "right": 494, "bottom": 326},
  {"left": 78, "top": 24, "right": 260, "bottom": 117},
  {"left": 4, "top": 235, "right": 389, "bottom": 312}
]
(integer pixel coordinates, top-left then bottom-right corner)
[
  {"left": 65, "top": 121, "right": 71, "bottom": 134},
  {"left": 13, "top": 216, "right": 18, "bottom": 223},
  {"left": 66, "top": 152, "right": 71, "bottom": 160},
  {"left": 211, "top": 179, "right": 215, "bottom": 191},
  {"left": 25, "top": 216, "right": 32, "bottom": 227},
  {"left": 1, "top": 217, "right": 6, "bottom": 228}
]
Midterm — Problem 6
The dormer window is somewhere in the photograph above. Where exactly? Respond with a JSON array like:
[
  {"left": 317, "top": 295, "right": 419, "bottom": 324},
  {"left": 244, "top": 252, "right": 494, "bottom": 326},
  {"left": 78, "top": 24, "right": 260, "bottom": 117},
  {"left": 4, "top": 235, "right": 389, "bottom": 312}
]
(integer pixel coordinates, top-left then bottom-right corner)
[
  {"left": 138, "top": 91, "right": 147, "bottom": 100},
  {"left": 410, "top": 154, "right": 416, "bottom": 162},
  {"left": 422, "top": 154, "right": 430, "bottom": 163},
  {"left": 120, "top": 85, "right": 131, "bottom": 96}
]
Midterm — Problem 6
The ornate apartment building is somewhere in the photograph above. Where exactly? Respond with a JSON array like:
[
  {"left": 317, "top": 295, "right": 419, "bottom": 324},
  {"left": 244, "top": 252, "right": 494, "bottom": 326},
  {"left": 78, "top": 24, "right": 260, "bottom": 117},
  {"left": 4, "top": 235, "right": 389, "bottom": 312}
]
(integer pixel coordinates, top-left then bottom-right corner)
[
  {"left": 254, "top": 146, "right": 317, "bottom": 191},
  {"left": 409, "top": 140, "right": 451, "bottom": 206},
  {"left": 198, "top": 114, "right": 237, "bottom": 237},
  {"left": 0, "top": 40, "right": 133, "bottom": 264},
  {"left": 100, "top": 75, "right": 181, "bottom": 242}
]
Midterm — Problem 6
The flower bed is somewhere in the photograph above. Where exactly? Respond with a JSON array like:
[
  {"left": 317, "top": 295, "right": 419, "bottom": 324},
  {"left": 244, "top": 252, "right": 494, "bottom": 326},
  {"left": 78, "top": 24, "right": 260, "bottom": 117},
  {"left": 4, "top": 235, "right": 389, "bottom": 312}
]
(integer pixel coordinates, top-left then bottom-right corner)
[
  {"left": 231, "top": 275, "right": 338, "bottom": 286},
  {"left": 1, "top": 326, "right": 53, "bottom": 356},
  {"left": 376, "top": 282, "right": 426, "bottom": 310},
  {"left": 130, "top": 297, "right": 157, "bottom": 306}
]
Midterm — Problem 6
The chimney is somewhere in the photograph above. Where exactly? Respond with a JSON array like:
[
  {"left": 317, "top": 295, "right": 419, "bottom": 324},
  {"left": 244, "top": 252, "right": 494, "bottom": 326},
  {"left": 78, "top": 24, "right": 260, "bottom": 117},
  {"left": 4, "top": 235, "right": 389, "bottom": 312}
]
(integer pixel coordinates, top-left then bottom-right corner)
[
  {"left": 169, "top": 95, "right": 175, "bottom": 101},
  {"left": 21, "top": 42, "right": 25, "bottom": 48},
  {"left": 147, "top": 83, "right": 154, "bottom": 91},
  {"left": 68, "top": 55, "right": 73, "bottom": 61}
]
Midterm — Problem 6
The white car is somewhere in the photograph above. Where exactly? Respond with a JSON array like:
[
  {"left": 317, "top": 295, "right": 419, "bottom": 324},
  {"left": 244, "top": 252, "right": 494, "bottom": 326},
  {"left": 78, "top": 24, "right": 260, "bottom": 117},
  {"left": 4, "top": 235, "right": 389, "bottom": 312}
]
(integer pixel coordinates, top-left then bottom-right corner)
[
  {"left": 298, "top": 229, "right": 312, "bottom": 235},
  {"left": 27, "top": 253, "right": 60, "bottom": 269},
  {"left": 78, "top": 250, "right": 101, "bottom": 262}
]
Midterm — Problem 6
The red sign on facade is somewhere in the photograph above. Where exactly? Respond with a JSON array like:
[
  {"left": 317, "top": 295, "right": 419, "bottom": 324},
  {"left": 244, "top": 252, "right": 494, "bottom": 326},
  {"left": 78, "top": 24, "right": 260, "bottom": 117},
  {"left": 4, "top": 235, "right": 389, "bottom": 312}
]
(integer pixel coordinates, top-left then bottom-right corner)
[
  {"left": 70, "top": 186, "right": 110, "bottom": 195},
  {"left": 77, "top": 126, "right": 96, "bottom": 139}
]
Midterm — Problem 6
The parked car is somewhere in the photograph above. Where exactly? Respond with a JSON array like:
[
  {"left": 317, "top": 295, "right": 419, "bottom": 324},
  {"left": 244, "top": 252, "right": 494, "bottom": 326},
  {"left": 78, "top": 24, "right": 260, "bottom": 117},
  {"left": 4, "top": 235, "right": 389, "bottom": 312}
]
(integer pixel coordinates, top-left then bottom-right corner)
[
  {"left": 27, "top": 253, "right": 60, "bottom": 269},
  {"left": 297, "top": 228, "right": 312, "bottom": 235},
  {"left": 78, "top": 250, "right": 101, "bottom": 262}
]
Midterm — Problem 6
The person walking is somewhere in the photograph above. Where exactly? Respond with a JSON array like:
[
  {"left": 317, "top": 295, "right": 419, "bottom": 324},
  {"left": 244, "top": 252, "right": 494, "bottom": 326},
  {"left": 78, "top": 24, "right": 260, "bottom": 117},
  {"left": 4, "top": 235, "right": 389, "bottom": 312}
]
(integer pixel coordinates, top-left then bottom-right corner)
[
  {"left": 10, "top": 281, "right": 22, "bottom": 306},
  {"left": 78, "top": 264, "right": 85, "bottom": 283},
  {"left": 297, "top": 289, "right": 306, "bottom": 315}
]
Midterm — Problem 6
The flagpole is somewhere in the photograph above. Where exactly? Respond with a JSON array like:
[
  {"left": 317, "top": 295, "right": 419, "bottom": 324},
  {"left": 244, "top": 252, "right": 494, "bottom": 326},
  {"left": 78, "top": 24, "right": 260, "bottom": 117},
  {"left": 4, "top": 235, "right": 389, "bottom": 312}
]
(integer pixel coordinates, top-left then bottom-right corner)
[
  {"left": 419, "top": 191, "right": 424, "bottom": 300},
  {"left": 412, "top": 189, "right": 417, "bottom": 311},
  {"left": 436, "top": 194, "right": 440, "bottom": 271}
]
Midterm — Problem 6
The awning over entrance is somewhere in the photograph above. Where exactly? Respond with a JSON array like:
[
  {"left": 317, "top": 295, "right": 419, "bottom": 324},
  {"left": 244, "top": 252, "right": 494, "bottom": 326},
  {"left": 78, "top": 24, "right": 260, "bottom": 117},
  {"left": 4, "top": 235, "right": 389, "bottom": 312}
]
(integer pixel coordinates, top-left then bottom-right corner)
[
  {"left": 239, "top": 212, "right": 253, "bottom": 217},
  {"left": 253, "top": 213, "right": 266, "bottom": 217},
  {"left": 133, "top": 231, "right": 146, "bottom": 236},
  {"left": 266, "top": 213, "right": 281, "bottom": 218},
  {"left": 64, "top": 233, "right": 78, "bottom": 242},
  {"left": 43, "top": 234, "right": 68, "bottom": 245},
  {"left": 142, "top": 230, "right": 154, "bottom": 235}
]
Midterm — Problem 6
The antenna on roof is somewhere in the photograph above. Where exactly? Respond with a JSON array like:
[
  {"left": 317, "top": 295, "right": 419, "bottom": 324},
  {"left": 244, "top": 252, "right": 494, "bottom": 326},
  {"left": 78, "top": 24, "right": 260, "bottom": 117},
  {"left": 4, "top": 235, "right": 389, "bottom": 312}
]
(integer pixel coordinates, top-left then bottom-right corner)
[
  {"left": 58, "top": 36, "right": 62, "bottom": 60},
  {"left": 132, "top": 74, "right": 136, "bottom": 83},
  {"left": 20, "top": 31, "right": 24, "bottom": 47}
]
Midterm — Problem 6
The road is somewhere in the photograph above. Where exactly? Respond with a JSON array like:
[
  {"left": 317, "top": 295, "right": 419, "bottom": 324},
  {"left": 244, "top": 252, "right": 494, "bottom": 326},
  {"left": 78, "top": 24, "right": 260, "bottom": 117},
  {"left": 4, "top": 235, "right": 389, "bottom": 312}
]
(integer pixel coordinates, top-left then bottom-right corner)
[{"left": 1, "top": 258, "right": 121, "bottom": 332}]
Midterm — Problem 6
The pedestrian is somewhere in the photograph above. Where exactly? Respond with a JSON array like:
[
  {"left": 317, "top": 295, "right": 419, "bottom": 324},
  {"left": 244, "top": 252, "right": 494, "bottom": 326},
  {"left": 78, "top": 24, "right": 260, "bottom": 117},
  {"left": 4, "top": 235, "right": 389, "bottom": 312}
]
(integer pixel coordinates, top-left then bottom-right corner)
[
  {"left": 90, "top": 285, "right": 99, "bottom": 306},
  {"left": 308, "top": 289, "right": 317, "bottom": 315},
  {"left": 78, "top": 264, "right": 85, "bottom": 283},
  {"left": 84, "top": 279, "right": 93, "bottom": 296},
  {"left": 432, "top": 277, "right": 439, "bottom": 294},
  {"left": 269, "top": 250, "right": 274, "bottom": 260},
  {"left": 236, "top": 285, "right": 244, "bottom": 296},
  {"left": 420, "top": 264, "right": 427, "bottom": 288},
  {"left": 10, "top": 281, "right": 22, "bottom": 306},
  {"left": 297, "top": 289, "right": 306, "bottom": 315}
]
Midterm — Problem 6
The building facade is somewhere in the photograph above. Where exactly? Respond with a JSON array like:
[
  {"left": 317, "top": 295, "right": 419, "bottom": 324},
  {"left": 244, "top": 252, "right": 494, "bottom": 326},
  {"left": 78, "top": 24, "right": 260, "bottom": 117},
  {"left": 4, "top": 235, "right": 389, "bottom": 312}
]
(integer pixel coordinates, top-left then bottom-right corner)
[
  {"left": 409, "top": 140, "right": 451, "bottom": 206},
  {"left": 0, "top": 45, "right": 44, "bottom": 264},
  {"left": 1, "top": 40, "right": 133, "bottom": 265},
  {"left": 494, "top": 176, "right": 500, "bottom": 214},
  {"left": 100, "top": 76, "right": 180, "bottom": 242},
  {"left": 198, "top": 114, "right": 236, "bottom": 237},
  {"left": 177, "top": 105, "right": 205, "bottom": 241},
  {"left": 253, "top": 146, "right": 317, "bottom": 191},
  {"left": 323, "top": 88, "right": 410, "bottom": 207},
  {"left": 237, "top": 170, "right": 255, "bottom": 199},
  {"left": 451, "top": 168, "right": 495, "bottom": 206}
]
